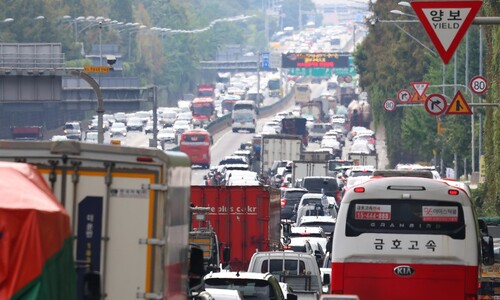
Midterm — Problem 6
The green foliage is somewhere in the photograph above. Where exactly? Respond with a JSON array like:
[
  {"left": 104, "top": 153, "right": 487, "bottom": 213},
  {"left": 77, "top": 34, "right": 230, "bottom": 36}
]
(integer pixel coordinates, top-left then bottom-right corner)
[
  {"left": 354, "top": 0, "right": 495, "bottom": 175},
  {"left": 65, "top": 58, "right": 92, "bottom": 68},
  {"left": 401, "top": 107, "right": 436, "bottom": 162}
]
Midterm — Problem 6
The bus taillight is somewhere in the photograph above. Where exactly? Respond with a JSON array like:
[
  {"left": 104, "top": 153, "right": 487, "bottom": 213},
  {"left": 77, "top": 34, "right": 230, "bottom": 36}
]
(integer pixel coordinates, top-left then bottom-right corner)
[
  {"left": 448, "top": 189, "right": 459, "bottom": 196},
  {"left": 353, "top": 187, "right": 365, "bottom": 193}
]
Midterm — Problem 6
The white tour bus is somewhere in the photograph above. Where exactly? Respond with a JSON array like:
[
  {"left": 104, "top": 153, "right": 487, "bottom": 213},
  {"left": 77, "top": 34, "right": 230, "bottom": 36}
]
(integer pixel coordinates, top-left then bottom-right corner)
[
  {"left": 232, "top": 100, "right": 257, "bottom": 133},
  {"left": 331, "top": 176, "right": 494, "bottom": 300}
]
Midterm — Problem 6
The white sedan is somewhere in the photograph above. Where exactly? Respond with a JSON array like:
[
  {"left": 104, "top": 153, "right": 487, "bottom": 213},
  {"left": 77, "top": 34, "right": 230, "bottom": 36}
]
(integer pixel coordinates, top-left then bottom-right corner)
[
  {"left": 157, "top": 127, "right": 176, "bottom": 144},
  {"left": 109, "top": 122, "right": 127, "bottom": 137}
]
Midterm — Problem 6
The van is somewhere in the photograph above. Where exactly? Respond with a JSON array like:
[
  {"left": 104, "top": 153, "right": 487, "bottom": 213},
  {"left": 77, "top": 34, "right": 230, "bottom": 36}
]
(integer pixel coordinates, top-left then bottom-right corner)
[
  {"left": 63, "top": 121, "right": 82, "bottom": 141},
  {"left": 203, "top": 271, "right": 294, "bottom": 300},
  {"left": 248, "top": 251, "right": 324, "bottom": 299},
  {"left": 232, "top": 100, "right": 257, "bottom": 133}
]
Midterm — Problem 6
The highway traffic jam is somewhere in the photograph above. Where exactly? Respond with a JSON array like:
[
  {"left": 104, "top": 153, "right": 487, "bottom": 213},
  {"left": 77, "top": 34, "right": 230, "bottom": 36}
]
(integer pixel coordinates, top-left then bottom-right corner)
[{"left": 3, "top": 23, "right": 497, "bottom": 300}]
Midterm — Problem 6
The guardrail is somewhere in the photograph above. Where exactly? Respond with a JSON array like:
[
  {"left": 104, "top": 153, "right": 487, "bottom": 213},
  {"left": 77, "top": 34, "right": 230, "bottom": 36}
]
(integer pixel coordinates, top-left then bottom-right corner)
[{"left": 169, "top": 91, "right": 294, "bottom": 151}]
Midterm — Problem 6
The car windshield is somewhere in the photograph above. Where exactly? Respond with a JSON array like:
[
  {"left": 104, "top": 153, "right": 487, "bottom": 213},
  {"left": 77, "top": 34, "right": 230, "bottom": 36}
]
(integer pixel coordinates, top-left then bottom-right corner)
[
  {"left": 220, "top": 158, "right": 247, "bottom": 165},
  {"left": 302, "top": 178, "right": 338, "bottom": 196},
  {"left": 65, "top": 123, "right": 80, "bottom": 130},
  {"left": 112, "top": 123, "right": 125, "bottom": 129},
  {"left": 285, "top": 191, "right": 308, "bottom": 201},
  {"left": 233, "top": 113, "right": 254, "bottom": 122}
]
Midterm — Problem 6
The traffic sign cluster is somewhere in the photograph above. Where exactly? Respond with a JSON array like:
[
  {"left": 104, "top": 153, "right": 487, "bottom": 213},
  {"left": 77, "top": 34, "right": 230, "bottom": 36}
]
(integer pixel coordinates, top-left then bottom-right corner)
[{"left": 384, "top": 75, "right": 488, "bottom": 116}]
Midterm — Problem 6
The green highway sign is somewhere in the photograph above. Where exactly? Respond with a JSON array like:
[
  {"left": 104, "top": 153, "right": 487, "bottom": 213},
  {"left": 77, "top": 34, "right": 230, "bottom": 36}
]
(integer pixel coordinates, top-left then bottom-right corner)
[
  {"left": 288, "top": 68, "right": 332, "bottom": 77},
  {"left": 333, "top": 67, "right": 356, "bottom": 76}
]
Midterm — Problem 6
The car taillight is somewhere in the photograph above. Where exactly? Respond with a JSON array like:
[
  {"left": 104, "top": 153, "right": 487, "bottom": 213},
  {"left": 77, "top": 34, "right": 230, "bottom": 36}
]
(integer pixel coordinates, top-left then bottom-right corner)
[{"left": 280, "top": 198, "right": 286, "bottom": 207}]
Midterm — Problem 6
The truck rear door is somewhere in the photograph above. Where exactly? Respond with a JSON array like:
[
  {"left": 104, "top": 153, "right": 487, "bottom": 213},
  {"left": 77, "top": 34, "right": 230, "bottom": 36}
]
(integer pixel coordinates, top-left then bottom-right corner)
[{"left": 191, "top": 186, "right": 281, "bottom": 271}]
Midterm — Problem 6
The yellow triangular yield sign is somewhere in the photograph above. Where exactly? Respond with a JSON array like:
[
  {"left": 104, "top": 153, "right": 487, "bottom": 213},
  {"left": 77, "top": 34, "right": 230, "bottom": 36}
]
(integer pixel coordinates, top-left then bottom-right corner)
[
  {"left": 446, "top": 91, "right": 472, "bottom": 115},
  {"left": 410, "top": 92, "right": 427, "bottom": 103}
]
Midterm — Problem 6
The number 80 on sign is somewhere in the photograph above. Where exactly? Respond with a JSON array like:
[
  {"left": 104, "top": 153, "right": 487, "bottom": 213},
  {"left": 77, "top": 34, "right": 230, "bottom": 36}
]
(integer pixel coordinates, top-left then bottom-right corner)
[
  {"left": 383, "top": 98, "right": 397, "bottom": 112},
  {"left": 469, "top": 75, "right": 488, "bottom": 94}
]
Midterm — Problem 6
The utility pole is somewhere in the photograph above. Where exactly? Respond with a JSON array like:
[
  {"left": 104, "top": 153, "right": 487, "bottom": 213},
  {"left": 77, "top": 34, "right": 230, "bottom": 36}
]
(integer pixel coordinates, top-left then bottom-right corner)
[
  {"left": 149, "top": 86, "right": 158, "bottom": 149},
  {"left": 257, "top": 53, "right": 261, "bottom": 107},
  {"left": 299, "top": 0, "right": 302, "bottom": 31}
]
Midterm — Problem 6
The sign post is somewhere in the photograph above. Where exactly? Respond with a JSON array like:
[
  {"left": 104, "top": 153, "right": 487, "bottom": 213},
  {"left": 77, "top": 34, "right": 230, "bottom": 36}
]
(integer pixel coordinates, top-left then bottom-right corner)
[{"left": 410, "top": 1, "right": 483, "bottom": 64}]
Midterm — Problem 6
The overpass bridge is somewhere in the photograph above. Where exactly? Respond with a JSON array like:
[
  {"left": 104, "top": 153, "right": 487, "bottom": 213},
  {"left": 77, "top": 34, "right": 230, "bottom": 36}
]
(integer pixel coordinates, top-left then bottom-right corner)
[
  {"left": 199, "top": 60, "right": 258, "bottom": 72},
  {"left": 0, "top": 43, "right": 148, "bottom": 139}
]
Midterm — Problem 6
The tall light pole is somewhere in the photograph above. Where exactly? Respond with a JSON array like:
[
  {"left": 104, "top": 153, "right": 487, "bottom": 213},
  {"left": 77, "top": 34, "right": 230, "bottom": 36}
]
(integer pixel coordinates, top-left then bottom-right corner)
[{"left": 99, "top": 21, "right": 103, "bottom": 66}]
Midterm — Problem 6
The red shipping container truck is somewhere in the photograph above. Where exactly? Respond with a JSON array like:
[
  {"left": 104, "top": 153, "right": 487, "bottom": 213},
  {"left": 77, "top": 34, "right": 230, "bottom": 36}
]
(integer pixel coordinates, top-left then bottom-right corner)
[{"left": 190, "top": 185, "right": 281, "bottom": 271}]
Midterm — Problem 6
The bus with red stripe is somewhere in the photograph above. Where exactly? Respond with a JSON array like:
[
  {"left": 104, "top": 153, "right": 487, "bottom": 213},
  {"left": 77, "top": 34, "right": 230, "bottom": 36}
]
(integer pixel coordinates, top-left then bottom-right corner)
[{"left": 330, "top": 177, "right": 494, "bottom": 300}]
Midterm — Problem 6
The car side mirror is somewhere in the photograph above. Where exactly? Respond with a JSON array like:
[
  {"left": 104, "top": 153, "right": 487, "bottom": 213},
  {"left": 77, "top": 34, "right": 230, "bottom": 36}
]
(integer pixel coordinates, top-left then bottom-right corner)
[
  {"left": 482, "top": 235, "right": 495, "bottom": 266},
  {"left": 322, "top": 273, "right": 331, "bottom": 285},
  {"left": 282, "top": 222, "right": 292, "bottom": 238}
]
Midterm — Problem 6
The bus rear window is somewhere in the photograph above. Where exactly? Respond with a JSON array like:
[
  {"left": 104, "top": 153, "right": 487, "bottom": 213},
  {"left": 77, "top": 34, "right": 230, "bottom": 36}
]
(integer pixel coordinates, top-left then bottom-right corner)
[
  {"left": 234, "top": 104, "right": 254, "bottom": 111},
  {"left": 182, "top": 134, "right": 207, "bottom": 142},
  {"left": 296, "top": 86, "right": 309, "bottom": 92},
  {"left": 345, "top": 199, "right": 465, "bottom": 239}
]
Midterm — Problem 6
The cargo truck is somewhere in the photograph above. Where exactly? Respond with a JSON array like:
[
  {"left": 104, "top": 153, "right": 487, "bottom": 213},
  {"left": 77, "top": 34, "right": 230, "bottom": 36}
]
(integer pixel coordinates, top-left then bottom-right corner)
[
  {"left": 0, "top": 140, "right": 193, "bottom": 300},
  {"left": 347, "top": 152, "right": 378, "bottom": 169},
  {"left": 281, "top": 117, "right": 308, "bottom": 147},
  {"left": 10, "top": 125, "right": 44, "bottom": 140},
  {"left": 189, "top": 207, "right": 221, "bottom": 273},
  {"left": 292, "top": 161, "right": 328, "bottom": 185},
  {"left": 261, "top": 134, "right": 303, "bottom": 177},
  {"left": 190, "top": 185, "right": 281, "bottom": 272}
]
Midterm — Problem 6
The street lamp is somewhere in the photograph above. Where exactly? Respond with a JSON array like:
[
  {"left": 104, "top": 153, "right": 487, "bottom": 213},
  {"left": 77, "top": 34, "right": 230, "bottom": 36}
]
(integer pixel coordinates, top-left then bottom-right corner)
[
  {"left": 3, "top": 18, "right": 14, "bottom": 23},
  {"left": 390, "top": 10, "right": 417, "bottom": 18},
  {"left": 398, "top": 1, "right": 411, "bottom": 8},
  {"left": 126, "top": 25, "right": 148, "bottom": 60}
]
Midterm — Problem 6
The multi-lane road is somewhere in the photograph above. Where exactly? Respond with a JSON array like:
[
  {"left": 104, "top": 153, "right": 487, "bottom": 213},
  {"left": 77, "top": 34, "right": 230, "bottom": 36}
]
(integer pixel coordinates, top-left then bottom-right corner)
[{"left": 60, "top": 79, "right": 387, "bottom": 185}]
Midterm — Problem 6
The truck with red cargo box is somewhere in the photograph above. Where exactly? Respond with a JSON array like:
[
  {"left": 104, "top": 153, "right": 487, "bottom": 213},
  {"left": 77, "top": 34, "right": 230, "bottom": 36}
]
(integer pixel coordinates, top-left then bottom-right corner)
[
  {"left": 10, "top": 125, "right": 44, "bottom": 140},
  {"left": 190, "top": 185, "right": 282, "bottom": 271}
]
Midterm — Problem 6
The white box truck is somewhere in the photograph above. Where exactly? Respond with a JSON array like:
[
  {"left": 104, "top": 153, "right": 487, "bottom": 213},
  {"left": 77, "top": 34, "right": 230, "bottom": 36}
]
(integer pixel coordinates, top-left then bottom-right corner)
[
  {"left": 260, "top": 134, "right": 303, "bottom": 177},
  {"left": 292, "top": 160, "right": 328, "bottom": 184},
  {"left": 348, "top": 152, "right": 378, "bottom": 169},
  {"left": 0, "top": 140, "right": 193, "bottom": 300}
]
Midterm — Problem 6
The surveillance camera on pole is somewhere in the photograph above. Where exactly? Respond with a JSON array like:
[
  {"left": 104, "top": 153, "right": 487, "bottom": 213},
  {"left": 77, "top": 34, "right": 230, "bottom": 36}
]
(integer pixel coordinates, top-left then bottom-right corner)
[{"left": 106, "top": 55, "right": 116, "bottom": 71}]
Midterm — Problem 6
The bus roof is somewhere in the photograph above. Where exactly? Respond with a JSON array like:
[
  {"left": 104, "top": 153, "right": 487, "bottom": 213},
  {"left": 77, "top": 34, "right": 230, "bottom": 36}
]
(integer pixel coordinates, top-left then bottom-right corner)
[
  {"left": 181, "top": 129, "right": 209, "bottom": 135},
  {"left": 343, "top": 177, "right": 472, "bottom": 205},
  {"left": 192, "top": 97, "right": 214, "bottom": 103}
]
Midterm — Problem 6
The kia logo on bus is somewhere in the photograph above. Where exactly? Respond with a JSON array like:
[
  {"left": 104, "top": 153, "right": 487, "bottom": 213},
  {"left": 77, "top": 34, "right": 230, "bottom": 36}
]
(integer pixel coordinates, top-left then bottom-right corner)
[{"left": 393, "top": 265, "right": 415, "bottom": 277}]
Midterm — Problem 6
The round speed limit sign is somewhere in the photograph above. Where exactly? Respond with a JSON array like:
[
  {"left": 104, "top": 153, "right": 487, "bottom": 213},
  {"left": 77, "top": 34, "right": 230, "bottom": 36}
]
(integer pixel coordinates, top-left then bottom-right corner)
[
  {"left": 469, "top": 75, "right": 488, "bottom": 94},
  {"left": 383, "top": 98, "right": 397, "bottom": 112}
]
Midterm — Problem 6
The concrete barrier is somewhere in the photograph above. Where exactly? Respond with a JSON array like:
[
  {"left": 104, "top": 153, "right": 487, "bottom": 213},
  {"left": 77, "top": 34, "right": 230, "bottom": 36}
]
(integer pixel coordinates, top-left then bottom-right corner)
[{"left": 169, "top": 92, "right": 294, "bottom": 151}]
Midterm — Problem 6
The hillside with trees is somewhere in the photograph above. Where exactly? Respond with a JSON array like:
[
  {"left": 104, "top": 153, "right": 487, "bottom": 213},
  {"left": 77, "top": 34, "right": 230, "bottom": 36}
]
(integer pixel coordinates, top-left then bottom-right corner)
[{"left": 0, "top": 0, "right": 311, "bottom": 100}]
